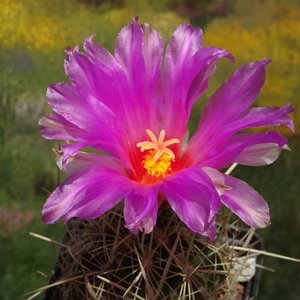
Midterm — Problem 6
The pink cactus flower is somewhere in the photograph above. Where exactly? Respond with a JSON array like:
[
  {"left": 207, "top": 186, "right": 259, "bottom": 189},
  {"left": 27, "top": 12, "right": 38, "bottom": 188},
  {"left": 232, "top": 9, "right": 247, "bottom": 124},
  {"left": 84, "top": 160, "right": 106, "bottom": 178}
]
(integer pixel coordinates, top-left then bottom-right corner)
[{"left": 39, "top": 18, "right": 294, "bottom": 240}]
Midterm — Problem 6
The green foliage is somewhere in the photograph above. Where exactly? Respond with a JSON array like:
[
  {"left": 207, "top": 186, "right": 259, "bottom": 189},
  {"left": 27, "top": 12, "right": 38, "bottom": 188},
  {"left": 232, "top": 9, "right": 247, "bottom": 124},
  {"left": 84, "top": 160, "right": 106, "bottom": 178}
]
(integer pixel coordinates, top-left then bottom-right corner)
[
  {"left": 0, "top": 75, "right": 16, "bottom": 148},
  {"left": 0, "top": 52, "right": 62, "bottom": 299},
  {"left": 0, "top": 213, "right": 64, "bottom": 300}
]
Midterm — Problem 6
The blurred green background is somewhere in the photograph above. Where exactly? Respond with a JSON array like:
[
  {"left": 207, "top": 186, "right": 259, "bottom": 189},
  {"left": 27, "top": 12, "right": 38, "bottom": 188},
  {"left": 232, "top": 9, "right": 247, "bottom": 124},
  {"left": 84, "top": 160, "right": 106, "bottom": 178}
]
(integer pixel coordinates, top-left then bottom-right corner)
[{"left": 0, "top": 0, "right": 299, "bottom": 299}]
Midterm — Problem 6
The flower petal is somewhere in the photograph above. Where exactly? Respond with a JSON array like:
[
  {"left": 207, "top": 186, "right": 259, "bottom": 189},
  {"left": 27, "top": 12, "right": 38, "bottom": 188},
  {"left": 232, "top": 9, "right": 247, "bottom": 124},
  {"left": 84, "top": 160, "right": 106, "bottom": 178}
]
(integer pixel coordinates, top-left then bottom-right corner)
[
  {"left": 231, "top": 131, "right": 289, "bottom": 166},
  {"left": 199, "top": 59, "right": 271, "bottom": 132},
  {"left": 39, "top": 113, "right": 94, "bottom": 141},
  {"left": 83, "top": 36, "right": 153, "bottom": 139},
  {"left": 236, "top": 142, "right": 285, "bottom": 166},
  {"left": 42, "top": 166, "right": 136, "bottom": 223},
  {"left": 161, "top": 166, "right": 221, "bottom": 240},
  {"left": 162, "top": 23, "right": 234, "bottom": 139},
  {"left": 186, "top": 46, "right": 234, "bottom": 111},
  {"left": 124, "top": 183, "right": 161, "bottom": 234},
  {"left": 47, "top": 83, "right": 118, "bottom": 137},
  {"left": 115, "top": 17, "right": 145, "bottom": 85},
  {"left": 45, "top": 82, "right": 135, "bottom": 165},
  {"left": 115, "top": 18, "right": 163, "bottom": 87},
  {"left": 64, "top": 44, "right": 127, "bottom": 113},
  {"left": 202, "top": 167, "right": 232, "bottom": 196},
  {"left": 221, "top": 174, "right": 270, "bottom": 228},
  {"left": 185, "top": 59, "right": 293, "bottom": 167},
  {"left": 204, "top": 168, "right": 270, "bottom": 227},
  {"left": 191, "top": 130, "right": 289, "bottom": 169},
  {"left": 227, "top": 102, "right": 294, "bottom": 134},
  {"left": 55, "top": 150, "right": 126, "bottom": 175},
  {"left": 40, "top": 112, "right": 126, "bottom": 168},
  {"left": 114, "top": 18, "right": 164, "bottom": 137},
  {"left": 140, "top": 23, "right": 164, "bottom": 85}
]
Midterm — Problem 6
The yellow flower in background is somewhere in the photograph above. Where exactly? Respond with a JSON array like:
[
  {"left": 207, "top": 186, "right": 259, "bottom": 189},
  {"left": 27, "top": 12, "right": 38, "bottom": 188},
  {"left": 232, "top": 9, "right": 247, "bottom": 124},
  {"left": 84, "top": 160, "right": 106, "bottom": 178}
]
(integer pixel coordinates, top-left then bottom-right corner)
[
  {"left": 0, "top": 0, "right": 186, "bottom": 54},
  {"left": 0, "top": 0, "right": 66, "bottom": 52},
  {"left": 0, "top": 0, "right": 24, "bottom": 48}
]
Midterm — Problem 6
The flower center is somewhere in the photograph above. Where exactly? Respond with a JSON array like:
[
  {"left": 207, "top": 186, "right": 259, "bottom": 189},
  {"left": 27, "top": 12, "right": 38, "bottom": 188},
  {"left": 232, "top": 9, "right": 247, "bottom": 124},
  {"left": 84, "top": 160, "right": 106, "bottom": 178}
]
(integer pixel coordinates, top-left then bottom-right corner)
[{"left": 137, "top": 129, "right": 180, "bottom": 178}]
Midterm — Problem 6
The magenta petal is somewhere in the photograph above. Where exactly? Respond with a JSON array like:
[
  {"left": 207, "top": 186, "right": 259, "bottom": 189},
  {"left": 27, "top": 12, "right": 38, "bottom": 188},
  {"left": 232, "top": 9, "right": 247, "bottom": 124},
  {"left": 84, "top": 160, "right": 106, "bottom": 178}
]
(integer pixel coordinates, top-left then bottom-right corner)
[
  {"left": 199, "top": 59, "right": 271, "bottom": 132},
  {"left": 39, "top": 113, "right": 94, "bottom": 141},
  {"left": 164, "top": 23, "right": 204, "bottom": 74},
  {"left": 195, "top": 130, "right": 289, "bottom": 169},
  {"left": 163, "top": 46, "right": 234, "bottom": 116},
  {"left": 46, "top": 82, "right": 130, "bottom": 160},
  {"left": 202, "top": 167, "right": 231, "bottom": 196},
  {"left": 140, "top": 23, "right": 164, "bottom": 83},
  {"left": 64, "top": 47, "right": 103, "bottom": 102},
  {"left": 232, "top": 131, "right": 289, "bottom": 166},
  {"left": 47, "top": 83, "right": 118, "bottom": 137},
  {"left": 113, "top": 18, "right": 164, "bottom": 136},
  {"left": 236, "top": 143, "right": 285, "bottom": 166},
  {"left": 64, "top": 45, "right": 123, "bottom": 113},
  {"left": 195, "top": 59, "right": 269, "bottom": 148},
  {"left": 162, "top": 24, "right": 233, "bottom": 138},
  {"left": 40, "top": 113, "right": 124, "bottom": 167},
  {"left": 81, "top": 36, "right": 138, "bottom": 118},
  {"left": 186, "top": 46, "right": 234, "bottom": 110},
  {"left": 186, "top": 60, "right": 293, "bottom": 167},
  {"left": 59, "top": 140, "right": 126, "bottom": 170},
  {"left": 115, "top": 18, "right": 163, "bottom": 97},
  {"left": 229, "top": 102, "right": 294, "bottom": 133},
  {"left": 161, "top": 166, "right": 221, "bottom": 240},
  {"left": 55, "top": 151, "right": 126, "bottom": 175},
  {"left": 115, "top": 17, "right": 145, "bottom": 82},
  {"left": 83, "top": 35, "right": 122, "bottom": 71},
  {"left": 221, "top": 174, "right": 270, "bottom": 228},
  {"left": 42, "top": 166, "right": 136, "bottom": 223},
  {"left": 83, "top": 37, "right": 131, "bottom": 110},
  {"left": 60, "top": 142, "right": 96, "bottom": 167},
  {"left": 124, "top": 184, "right": 161, "bottom": 234}
]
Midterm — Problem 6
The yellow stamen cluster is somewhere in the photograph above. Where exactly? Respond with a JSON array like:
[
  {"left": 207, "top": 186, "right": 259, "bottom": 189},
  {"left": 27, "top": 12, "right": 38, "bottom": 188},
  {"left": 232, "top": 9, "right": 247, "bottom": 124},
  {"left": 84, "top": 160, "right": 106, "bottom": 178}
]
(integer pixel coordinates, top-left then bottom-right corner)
[
  {"left": 143, "top": 150, "right": 173, "bottom": 177},
  {"left": 137, "top": 129, "right": 180, "bottom": 177}
]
